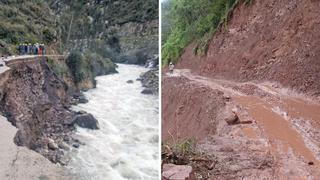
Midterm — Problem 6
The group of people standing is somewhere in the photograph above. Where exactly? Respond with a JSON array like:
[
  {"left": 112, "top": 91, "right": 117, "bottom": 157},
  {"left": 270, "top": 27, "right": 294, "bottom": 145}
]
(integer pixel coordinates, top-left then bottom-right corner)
[{"left": 18, "top": 43, "right": 46, "bottom": 55}]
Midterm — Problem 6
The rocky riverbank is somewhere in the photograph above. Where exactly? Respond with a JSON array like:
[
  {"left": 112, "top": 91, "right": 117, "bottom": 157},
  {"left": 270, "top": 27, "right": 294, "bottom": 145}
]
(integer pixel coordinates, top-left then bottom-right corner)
[
  {"left": 0, "top": 60, "right": 100, "bottom": 165},
  {"left": 139, "top": 69, "right": 159, "bottom": 95},
  {"left": 137, "top": 55, "right": 159, "bottom": 95}
]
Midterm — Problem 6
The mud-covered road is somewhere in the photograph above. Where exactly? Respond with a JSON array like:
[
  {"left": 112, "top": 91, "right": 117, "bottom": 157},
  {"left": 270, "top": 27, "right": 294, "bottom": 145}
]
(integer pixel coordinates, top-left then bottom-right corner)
[{"left": 162, "top": 69, "right": 320, "bottom": 179}]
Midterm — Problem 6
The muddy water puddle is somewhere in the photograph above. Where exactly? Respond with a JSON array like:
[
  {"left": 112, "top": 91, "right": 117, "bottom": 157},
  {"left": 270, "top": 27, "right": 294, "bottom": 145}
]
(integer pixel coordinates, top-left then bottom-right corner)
[
  {"left": 283, "top": 98, "right": 320, "bottom": 123},
  {"left": 235, "top": 96, "right": 319, "bottom": 165}
]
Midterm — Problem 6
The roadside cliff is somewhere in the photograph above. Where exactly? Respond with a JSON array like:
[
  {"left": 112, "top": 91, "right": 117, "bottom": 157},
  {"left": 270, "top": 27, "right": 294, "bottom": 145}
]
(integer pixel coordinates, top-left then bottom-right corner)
[{"left": 0, "top": 57, "right": 110, "bottom": 165}]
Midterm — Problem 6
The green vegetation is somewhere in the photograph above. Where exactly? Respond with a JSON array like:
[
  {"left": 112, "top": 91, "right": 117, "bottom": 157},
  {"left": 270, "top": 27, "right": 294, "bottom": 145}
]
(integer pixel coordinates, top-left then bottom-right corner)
[
  {"left": 173, "top": 139, "right": 196, "bottom": 156},
  {"left": 161, "top": 0, "right": 240, "bottom": 66},
  {"left": 65, "top": 50, "right": 116, "bottom": 85},
  {"left": 48, "top": 0, "right": 158, "bottom": 55},
  {"left": 0, "top": 0, "right": 57, "bottom": 55},
  {"left": 162, "top": 139, "right": 197, "bottom": 165},
  {"left": 66, "top": 51, "right": 88, "bottom": 83}
]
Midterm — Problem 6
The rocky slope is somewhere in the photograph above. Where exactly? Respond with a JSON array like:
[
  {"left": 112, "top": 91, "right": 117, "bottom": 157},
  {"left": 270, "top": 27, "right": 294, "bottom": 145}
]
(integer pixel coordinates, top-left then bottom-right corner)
[
  {"left": 48, "top": 0, "right": 158, "bottom": 65},
  {"left": 176, "top": 0, "right": 320, "bottom": 97},
  {"left": 0, "top": 59, "right": 100, "bottom": 165}
]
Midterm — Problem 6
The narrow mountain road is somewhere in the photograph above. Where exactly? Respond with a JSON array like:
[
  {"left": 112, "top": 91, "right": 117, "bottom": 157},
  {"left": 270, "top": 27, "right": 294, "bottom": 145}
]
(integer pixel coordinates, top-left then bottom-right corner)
[
  {"left": 0, "top": 54, "right": 65, "bottom": 74},
  {"left": 164, "top": 69, "right": 320, "bottom": 178}
]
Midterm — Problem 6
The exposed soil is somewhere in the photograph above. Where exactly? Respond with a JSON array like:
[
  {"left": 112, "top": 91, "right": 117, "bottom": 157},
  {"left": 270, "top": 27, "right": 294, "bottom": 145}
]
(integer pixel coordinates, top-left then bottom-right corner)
[
  {"left": 162, "top": 69, "right": 320, "bottom": 179},
  {"left": 162, "top": 76, "right": 225, "bottom": 142},
  {"left": 0, "top": 59, "right": 99, "bottom": 165},
  {"left": 176, "top": 0, "right": 320, "bottom": 98}
]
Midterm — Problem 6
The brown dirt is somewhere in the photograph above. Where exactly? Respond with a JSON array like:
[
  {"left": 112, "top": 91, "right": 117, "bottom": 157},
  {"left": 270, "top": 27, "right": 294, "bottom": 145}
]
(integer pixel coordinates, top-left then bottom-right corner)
[
  {"left": 162, "top": 0, "right": 320, "bottom": 178},
  {"left": 176, "top": 0, "right": 320, "bottom": 97},
  {"left": 162, "top": 69, "right": 320, "bottom": 179},
  {"left": 161, "top": 76, "right": 225, "bottom": 142}
]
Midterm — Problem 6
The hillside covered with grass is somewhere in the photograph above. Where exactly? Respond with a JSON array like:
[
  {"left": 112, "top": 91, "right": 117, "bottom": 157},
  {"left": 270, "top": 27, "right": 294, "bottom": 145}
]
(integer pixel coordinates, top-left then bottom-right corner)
[
  {"left": 0, "top": 0, "right": 158, "bottom": 90},
  {"left": 0, "top": 0, "right": 57, "bottom": 55},
  {"left": 161, "top": 0, "right": 252, "bottom": 66}
]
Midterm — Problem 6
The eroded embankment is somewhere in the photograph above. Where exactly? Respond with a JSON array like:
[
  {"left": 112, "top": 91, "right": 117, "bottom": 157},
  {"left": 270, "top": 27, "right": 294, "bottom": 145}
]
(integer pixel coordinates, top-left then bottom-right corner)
[
  {"left": 0, "top": 60, "right": 78, "bottom": 164},
  {"left": 0, "top": 58, "right": 103, "bottom": 167},
  {"left": 162, "top": 71, "right": 320, "bottom": 179},
  {"left": 162, "top": 76, "right": 225, "bottom": 142}
]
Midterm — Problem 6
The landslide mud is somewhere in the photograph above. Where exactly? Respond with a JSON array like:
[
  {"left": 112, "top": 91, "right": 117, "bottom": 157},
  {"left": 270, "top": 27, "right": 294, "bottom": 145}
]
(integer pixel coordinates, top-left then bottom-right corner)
[
  {"left": 235, "top": 96, "right": 318, "bottom": 165},
  {"left": 162, "top": 69, "right": 320, "bottom": 179},
  {"left": 176, "top": 0, "right": 320, "bottom": 97},
  {"left": 161, "top": 76, "right": 225, "bottom": 142}
]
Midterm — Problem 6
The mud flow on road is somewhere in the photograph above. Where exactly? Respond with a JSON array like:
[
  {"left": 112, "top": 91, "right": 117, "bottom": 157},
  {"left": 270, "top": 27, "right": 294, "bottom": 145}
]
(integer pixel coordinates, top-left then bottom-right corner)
[{"left": 162, "top": 69, "right": 320, "bottom": 179}]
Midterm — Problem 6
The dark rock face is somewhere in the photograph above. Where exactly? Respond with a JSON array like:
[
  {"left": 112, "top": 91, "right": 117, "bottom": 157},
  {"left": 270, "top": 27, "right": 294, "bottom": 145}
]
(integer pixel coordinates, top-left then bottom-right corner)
[
  {"left": 73, "top": 113, "right": 100, "bottom": 130},
  {"left": 127, "top": 80, "right": 134, "bottom": 84},
  {"left": 145, "top": 55, "right": 159, "bottom": 68},
  {"left": 120, "top": 48, "right": 154, "bottom": 65},
  {"left": 0, "top": 60, "right": 97, "bottom": 164},
  {"left": 139, "top": 69, "right": 159, "bottom": 95}
]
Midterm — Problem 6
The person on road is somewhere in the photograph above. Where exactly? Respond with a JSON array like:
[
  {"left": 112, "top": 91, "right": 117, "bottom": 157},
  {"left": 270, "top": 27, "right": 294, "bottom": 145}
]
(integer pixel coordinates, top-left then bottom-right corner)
[
  {"left": 27, "top": 44, "right": 31, "bottom": 54},
  {"left": 18, "top": 44, "right": 23, "bottom": 55},
  {"left": 24, "top": 44, "right": 27, "bottom": 55},
  {"left": 42, "top": 44, "right": 46, "bottom": 55},
  {"left": 38, "top": 44, "right": 42, "bottom": 55},
  {"left": 169, "top": 62, "right": 174, "bottom": 74}
]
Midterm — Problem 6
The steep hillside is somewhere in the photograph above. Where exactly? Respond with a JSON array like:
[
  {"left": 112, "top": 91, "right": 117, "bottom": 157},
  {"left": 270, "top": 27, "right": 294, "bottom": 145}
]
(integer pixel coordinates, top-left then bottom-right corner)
[
  {"left": 176, "top": 0, "right": 320, "bottom": 97},
  {"left": 162, "top": 0, "right": 320, "bottom": 179},
  {"left": 48, "top": 0, "right": 158, "bottom": 63},
  {"left": 0, "top": 0, "right": 159, "bottom": 65},
  {"left": 0, "top": 0, "right": 57, "bottom": 55}
]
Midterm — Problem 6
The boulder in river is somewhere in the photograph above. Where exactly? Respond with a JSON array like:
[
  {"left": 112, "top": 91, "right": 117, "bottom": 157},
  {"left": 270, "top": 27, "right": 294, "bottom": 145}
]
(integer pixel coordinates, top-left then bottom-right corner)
[
  {"left": 127, "top": 80, "right": 134, "bottom": 84},
  {"left": 141, "top": 88, "right": 153, "bottom": 94},
  {"left": 73, "top": 92, "right": 88, "bottom": 104},
  {"left": 73, "top": 113, "right": 100, "bottom": 129}
]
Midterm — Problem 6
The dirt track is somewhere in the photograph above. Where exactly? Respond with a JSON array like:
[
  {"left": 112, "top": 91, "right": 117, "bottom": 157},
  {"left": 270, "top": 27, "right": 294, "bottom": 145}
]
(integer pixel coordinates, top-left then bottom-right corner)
[{"left": 162, "top": 69, "right": 320, "bottom": 179}]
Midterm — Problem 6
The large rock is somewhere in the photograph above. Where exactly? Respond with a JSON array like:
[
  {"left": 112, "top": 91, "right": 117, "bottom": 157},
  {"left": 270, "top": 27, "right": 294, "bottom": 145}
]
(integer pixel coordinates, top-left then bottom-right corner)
[
  {"left": 73, "top": 113, "right": 100, "bottom": 129},
  {"left": 127, "top": 80, "right": 134, "bottom": 84},
  {"left": 47, "top": 138, "right": 59, "bottom": 150},
  {"left": 162, "top": 164, "right": 196, "bottom": 180},
  {"left": 224, "top": 111, "right": 239, "bottom": 125},
  {"left": 141, "top": 88, "right": 153, "bottom": 94}
]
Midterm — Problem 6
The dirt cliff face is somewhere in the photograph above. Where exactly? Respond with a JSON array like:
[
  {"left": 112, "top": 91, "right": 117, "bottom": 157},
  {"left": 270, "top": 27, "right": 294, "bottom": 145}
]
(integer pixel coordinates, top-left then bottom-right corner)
[
  {"left": 162, "top": 76, "right": 225, "bottom": 142},
  {"left": 177, "top": 0, "right": 320, "bottom": 97},
  {"left": 0, "top": 60, "right": 77, "bottom": 164}
]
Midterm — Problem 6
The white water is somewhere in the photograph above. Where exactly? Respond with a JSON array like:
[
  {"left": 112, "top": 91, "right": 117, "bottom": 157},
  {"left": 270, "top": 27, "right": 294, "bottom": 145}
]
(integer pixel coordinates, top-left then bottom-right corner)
[{"left": 68, "top": 64, "right": 159, "bottom": 180}]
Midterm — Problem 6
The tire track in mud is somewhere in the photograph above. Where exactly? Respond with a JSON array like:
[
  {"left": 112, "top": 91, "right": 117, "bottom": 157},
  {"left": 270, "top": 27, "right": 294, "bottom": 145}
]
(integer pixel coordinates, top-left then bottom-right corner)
[{"left": 165, "top": 69, "right": 320, "bottom": 169}]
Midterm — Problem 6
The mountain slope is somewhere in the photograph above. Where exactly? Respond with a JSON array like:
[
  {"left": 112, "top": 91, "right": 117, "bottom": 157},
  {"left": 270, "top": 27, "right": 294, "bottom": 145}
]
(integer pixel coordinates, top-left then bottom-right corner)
[{"left": 176, "top": 0, "right": 320, "bottom": 97}]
